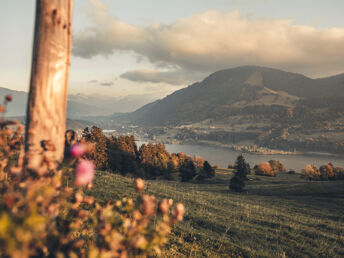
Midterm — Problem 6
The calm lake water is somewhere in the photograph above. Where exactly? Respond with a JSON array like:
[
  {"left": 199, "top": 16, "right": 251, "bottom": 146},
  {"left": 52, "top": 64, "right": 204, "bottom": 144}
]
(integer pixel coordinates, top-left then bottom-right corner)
[{"left": 136, "top": 141, "right": 344, "bottom": 171}]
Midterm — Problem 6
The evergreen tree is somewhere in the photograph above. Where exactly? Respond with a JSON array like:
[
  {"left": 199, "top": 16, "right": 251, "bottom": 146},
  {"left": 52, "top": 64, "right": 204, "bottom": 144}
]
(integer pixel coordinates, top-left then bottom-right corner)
[
  {"left": 203, "top": 160, "right": 215, "bottom": 178},
  {"left": 235, "top": 154, "right": 250, "bottom": 179},
  {"left": 229, "top": 154, "right": 250, "bottom": 192}
]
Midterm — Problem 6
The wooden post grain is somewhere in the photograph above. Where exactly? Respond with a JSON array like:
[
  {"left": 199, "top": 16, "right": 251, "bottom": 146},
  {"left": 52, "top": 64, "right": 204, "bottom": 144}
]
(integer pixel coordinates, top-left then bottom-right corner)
[{"left": 25, "top": 0, "right": 73, "bottom": 172}]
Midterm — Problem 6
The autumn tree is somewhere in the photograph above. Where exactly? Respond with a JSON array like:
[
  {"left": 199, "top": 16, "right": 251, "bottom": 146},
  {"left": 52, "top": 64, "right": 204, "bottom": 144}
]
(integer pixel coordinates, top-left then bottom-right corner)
[
  {"left": 301, "top": 165, "right": 320, "bottom": 180},
  {"left": 319, "top": 163, "right": 335, "bottom": 180},
  {"left": 82, "top": 126, "right": 108, "bottom": 170},
  {"left": 255, "top": 162, "right": 275, "bottom": 176},
  {"left": 268, "top": 160, "right": 286, "bottom": 173}
]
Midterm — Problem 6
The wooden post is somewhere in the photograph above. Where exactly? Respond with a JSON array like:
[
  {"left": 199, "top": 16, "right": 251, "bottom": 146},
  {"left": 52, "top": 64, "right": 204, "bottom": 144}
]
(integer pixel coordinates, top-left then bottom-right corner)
[{"left": 25, "top": 0, "right": 73, "bottom": 173}]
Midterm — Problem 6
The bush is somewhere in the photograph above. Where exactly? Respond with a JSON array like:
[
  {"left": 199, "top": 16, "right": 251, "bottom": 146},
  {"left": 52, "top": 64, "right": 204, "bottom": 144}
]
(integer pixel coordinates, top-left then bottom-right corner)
[
  {"left": 334, "top": 167, "right": 344, "bottom": 180},
  {"left": 301, "top": 165, "right": 320, "bottom": 180},
  {"left": 319, "top": 163, "right": 335, "bottom": 180},
  {"left": 255, "top": 162, "right": 275, "bottom": 177},
  {"left": 0, "top": 107, "right": 185, "bottom": 256},
  {"left": 301, "top": 164, "right": 344, "bottom": 181},
  {"left": 180, "top": 158, "right": 197, "bottom": 182},
  {"left": 268, "top": 160, "right": 286, "bottom": 173},
  {"left": 229, "top": 176, "right": 245, "bottom": 192}
]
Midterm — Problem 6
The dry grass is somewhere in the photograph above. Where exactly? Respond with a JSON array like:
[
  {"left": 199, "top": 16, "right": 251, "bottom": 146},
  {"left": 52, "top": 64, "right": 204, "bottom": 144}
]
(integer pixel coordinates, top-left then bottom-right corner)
[{"left": 86, "top": 171, "right": 344, "bottom": 257}]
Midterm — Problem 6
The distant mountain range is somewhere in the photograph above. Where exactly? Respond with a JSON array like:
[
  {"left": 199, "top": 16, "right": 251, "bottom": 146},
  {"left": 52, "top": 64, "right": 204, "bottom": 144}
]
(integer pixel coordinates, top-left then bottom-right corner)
[
  {"left": 114, "top": 66, "right": 344, "bottom": 154},
  {"left": 0, "top": 87, "right": 157, "bottom": 118},
  {"left": 8, "top": 116, "right": 87, "bottom": 131}
]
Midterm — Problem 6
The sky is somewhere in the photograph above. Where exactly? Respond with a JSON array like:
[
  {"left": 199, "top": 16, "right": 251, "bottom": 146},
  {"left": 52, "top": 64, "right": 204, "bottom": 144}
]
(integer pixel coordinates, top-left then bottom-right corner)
[{"left": 1, "top": 0, "right": 344, "bottom": 98}]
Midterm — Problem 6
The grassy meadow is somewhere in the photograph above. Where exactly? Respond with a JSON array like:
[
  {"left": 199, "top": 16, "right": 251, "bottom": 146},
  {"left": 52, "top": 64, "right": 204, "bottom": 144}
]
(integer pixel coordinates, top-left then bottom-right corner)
[{"left": 84, "top": 170, "right": 344, "bottom": 257}]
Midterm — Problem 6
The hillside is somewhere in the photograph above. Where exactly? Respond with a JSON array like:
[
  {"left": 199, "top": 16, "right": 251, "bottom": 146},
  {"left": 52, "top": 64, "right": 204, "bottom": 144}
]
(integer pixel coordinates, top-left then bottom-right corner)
[
  {"left": 86, "top": 170, "right": 344, "bottom": 257},
  {"left": 118, "top": 66, "right": 344, "bottom": 126},
  {"left": 7, "top": 116, "right": 87, "bottom": 131},
  {"left": 113, "top": 66, "right": 344, "bottom": 154}
]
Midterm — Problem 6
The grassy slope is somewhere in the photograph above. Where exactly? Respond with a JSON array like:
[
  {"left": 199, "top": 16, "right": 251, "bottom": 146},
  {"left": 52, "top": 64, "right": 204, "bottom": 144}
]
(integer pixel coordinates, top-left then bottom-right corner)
[{"left": 86, "top": 171, "right": 344, "bottom": 257}]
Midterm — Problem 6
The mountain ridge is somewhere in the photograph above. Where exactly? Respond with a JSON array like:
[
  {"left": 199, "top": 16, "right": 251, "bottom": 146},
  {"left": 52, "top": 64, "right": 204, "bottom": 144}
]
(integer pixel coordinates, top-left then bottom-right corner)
[{"left": 116, "top": 65, "right": 344, "bottom": 126}]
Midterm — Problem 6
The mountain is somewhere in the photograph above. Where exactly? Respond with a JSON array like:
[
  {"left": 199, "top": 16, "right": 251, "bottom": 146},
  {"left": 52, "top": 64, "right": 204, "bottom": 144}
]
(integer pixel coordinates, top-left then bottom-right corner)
[
  {"left": 67, "top": 94, "right": 158, "bottom": 115},
  {"left": 114, "top": 66, "right": 344, "bottom": 154},
  {"left": 118, "top": 66, "right": 344, "bottom": 126},
  {"left": 0, "top": 87, "right": 157, "bottom": 119},
  {"left": 7, "top": 116, "right": 87, "bottom": 131}
]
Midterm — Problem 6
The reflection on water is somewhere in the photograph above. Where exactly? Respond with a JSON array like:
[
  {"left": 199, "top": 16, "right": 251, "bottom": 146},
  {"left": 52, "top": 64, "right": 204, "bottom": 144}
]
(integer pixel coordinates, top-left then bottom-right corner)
[{"left": 136, "top": 141, "right": 344, "bottom": 171}]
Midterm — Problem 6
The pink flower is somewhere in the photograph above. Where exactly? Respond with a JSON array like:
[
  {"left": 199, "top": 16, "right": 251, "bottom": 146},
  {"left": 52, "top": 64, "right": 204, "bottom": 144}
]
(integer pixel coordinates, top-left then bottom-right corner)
[
  {"left": 75, "top": 159, "right": 95, "bottom": 186},
  {"left": 71, "top": 144, "right": 86, "bottom": 158}
]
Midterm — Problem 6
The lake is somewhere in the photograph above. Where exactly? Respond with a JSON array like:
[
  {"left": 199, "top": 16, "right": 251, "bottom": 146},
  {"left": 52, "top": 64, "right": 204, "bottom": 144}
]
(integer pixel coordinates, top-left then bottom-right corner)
[{"left": 136, "top": 141, "right": 344, "bottom": 171}]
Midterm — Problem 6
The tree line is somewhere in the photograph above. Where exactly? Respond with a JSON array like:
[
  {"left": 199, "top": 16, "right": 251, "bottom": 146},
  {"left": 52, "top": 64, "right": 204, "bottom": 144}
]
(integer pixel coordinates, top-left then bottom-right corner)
[{"left": 70, "top": 126, "right": 215, "bottom": 181}]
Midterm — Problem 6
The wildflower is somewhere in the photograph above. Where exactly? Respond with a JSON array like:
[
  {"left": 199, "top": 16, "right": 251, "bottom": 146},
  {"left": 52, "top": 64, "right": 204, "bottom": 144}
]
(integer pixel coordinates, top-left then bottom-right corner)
[
  {"left": 5, "top": 95, "right": 12, "bottom": 102},
  {"left": 75, "top": 159, "right": 95, "bottom": 186},
  {"left": 173, "top": 203, "right": 185, "bottom": 222},
  {"left": 135, "top": 178, "right": 145, "bottom": 192},
  {"left": 71, "top": 144, "right": 86, "bottom": 158},
  {"left": 159, "top": 199, "right": 170, "bottom": 214},
  {"left": 141, "top": 195, "right": 156, "bottom": 216}
]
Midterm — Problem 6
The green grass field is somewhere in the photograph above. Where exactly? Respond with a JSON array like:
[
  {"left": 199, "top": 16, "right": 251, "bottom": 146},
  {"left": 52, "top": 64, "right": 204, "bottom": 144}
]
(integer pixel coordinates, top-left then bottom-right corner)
[{"left": 85, "top": 171, "right": 344, "bottom": 257}]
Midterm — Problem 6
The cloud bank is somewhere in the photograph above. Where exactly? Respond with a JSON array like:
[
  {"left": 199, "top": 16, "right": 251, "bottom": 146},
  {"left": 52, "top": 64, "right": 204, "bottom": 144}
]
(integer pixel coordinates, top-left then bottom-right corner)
[{"left": 74, "top": 0, "right": 344, "bottom": 81}]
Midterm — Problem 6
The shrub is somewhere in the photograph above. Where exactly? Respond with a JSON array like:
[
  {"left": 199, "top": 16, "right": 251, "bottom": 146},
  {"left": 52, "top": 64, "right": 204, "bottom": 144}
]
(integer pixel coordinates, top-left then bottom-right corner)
[
  {"left": 229, "top": 176, "right": 245, "bottom": 192},
  {"left": 334, "top": 167, "right": 344, "bottom": 180},
  {"left": 180, "top": 158, "right": 197, "bottom": 182},
  {"left": 301, "top": 165, "right": 320, "bottom": 180},
  {"left": 0, "top": 103, "right": 185, "bottom": 256},
  {"left": 255, "top": 162, "right": 275, "bottom": 177},
  {"left": 268, "top": 160, "right": 286, "bottom": 173},
  {"left": 319, "top": 163, "right": 335, "bottom": 180}
]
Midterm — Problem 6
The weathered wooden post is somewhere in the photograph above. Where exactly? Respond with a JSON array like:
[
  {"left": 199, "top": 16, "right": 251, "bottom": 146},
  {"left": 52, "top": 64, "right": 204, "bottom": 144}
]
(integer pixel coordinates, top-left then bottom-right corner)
[{"left": 25, "top": 0, "right": 74, "bottom": 173}]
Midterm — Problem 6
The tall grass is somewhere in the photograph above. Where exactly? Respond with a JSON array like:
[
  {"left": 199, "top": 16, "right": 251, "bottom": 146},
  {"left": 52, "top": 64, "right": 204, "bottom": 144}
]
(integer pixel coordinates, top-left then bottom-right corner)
[{"left": 88, "top": 171, "right": 344, "bottom": 257}]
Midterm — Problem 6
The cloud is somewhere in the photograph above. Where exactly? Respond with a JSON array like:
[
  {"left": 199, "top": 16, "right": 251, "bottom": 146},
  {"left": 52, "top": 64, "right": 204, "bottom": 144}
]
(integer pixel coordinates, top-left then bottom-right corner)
[
  {"left": 99, "top": 81, "right": 114, "bottom": 86},
  {"left": 87, "top": 79, "right": 114, "bottom": 86},
  {"left": 120, "top": 69, "right": 192, "bottom": 85},
  {"left": 73, "top": 0, "right": 344, "bottom": 77}
]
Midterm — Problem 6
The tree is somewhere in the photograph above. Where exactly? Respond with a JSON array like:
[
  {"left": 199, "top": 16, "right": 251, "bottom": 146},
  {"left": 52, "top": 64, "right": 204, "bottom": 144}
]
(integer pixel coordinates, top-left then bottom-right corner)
[
  {"left": 83, "top": 126, "right": 108, "bottom": 170},
  {"left": 255, "top": 162, "right": 275, "bottom": 176},
  {"left": 203, "top": 160, "right": 215, "bottom": 178},
  {"left": 24, "top": 0, "right": 73, "bottom": 173},
  {"left": 268, "top": 160, "right": 286, "bottom": 173},
  {"left": 180, "top": 158, "right": 197, "bottom": 182},
  {"left": 229, "top": 154, "right": 250, "bottom": 192},
  {"left": 319, "top": 163, "right": 335, "bottom": 180},
  {"left": 234, "top": 154, "right": 251, "bottom": 180},
  {"left": 301, "top": 165, "right": 320, "bottom": 180}
]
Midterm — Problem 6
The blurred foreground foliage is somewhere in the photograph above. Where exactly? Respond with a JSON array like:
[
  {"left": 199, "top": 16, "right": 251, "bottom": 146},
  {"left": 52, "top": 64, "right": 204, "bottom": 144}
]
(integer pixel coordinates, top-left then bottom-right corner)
[{"left": 0, "top": 96, "right": 184, "bottom": 257}]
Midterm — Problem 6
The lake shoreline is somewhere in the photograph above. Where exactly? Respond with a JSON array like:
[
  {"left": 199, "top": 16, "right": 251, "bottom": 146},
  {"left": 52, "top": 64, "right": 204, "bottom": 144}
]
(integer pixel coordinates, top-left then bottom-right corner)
[
  {"left": 136, "top": 138, "right": 344, "bottom": 159},
  {"left": 135, "top": 139, "right": 344, "bottom": 171}
]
